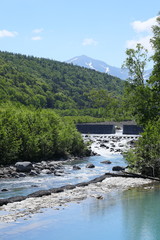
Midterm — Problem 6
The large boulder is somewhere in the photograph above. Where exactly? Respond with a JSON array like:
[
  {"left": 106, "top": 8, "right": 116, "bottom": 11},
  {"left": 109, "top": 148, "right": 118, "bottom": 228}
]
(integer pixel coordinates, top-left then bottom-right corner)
[{"left": 15, "top": 162, "right": 33, "bottom": 173}]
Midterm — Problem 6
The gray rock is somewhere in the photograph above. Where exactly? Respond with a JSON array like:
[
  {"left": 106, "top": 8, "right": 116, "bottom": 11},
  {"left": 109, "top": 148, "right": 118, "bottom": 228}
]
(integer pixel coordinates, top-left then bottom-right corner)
[
  {"left": 49, "top": 166, "right": 55, "bottom": 172},
  {"left": 1, "top": 188, "right": 8, "bottom": 192},
  {"left": 48, "top": 161, "right": 56, "bottom": 166},
  {"left": 29, "top": 170, "right": 38, "bottom": 176},
  {"left": 86, "top": 163, "right": 95, "bottom": 168},
  {"left": 9, "top": 166, "right": 16, "bottom": 171},
  {"left": 73, "top": 165, "right": 81, "bottom": 170},
  {"left": 3, "top": 169, "right": 10, "bottom": 174},
  {"left": 18, "top": 173, "right": 26, "bottom": 177},
  {"left": 41, "top": 169, "right": 52, "bottom": 174},
  {"left": 54, "top": 171, "right": 64, "bottom": 176},
  {"left": 112, "top": 166, "right": 125, "bottom": 171},
  {"left": 15, "top": 162, "right": 33, "bottom": 172},
  {"left": 101, "top": 160, "right": 112, "bottom": 164},
  {"left": 11, "top": 172, "right": 19, "bottom": 177}
]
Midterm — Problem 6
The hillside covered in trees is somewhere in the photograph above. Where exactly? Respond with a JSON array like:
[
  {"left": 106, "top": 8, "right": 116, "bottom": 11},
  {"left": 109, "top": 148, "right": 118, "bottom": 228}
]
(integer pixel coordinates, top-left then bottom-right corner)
[
  {"left": 0, "top": 51, "right": 125, "bottom": 112},
  {"left": 0, "top": 51, "right": 127, "bottom": 165}
]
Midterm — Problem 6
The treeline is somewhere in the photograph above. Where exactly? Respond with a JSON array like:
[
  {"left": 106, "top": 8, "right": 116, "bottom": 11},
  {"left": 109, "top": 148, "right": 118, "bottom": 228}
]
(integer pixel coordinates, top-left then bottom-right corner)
[
  {"left": 0, "top": 51, "right": 125, "bottom": 111},
  {"left": 0, "top": 103, "right": 89, "bottom": 166}
]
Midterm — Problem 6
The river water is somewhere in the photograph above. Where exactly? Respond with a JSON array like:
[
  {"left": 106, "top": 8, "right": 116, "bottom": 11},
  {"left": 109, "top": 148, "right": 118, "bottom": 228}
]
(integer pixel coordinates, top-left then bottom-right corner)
[
  {"left": 1, "top": 185, "right": 160, "bottom": 240},
  {"left": 0, "top": 154, "right": 127, "bottom": 199},
  {"left": 0, "top": 134, "right": 160, "bottom": 239}
]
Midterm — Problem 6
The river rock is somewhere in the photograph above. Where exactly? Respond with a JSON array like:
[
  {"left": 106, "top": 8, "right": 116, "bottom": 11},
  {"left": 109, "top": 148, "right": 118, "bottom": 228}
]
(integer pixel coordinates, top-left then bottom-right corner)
[
  {"left": 18, "top": 173, "right": 27, "bottom": 177},
  {"left": 86, "top": 163, "right": 95, "bottom": 168},
  {"left": 41, "top": 169, "right": 52, "bottom": 174},
  {"left": 100, "top": 143, "right": 106, "bottom": 148},
  {"left": 15, "top": 162, "right": 33, "bottom": 172},
  {"left": 112, "top": 166, "right": 125, "bottom": 171},
  {"left": 73, "top": 165, "right": 81, "bottom": 170},
  {"left": 54, "top": 170, "right": 64, "bottom": 176},
  {"left": 1, "top": 188, "right": 8, "bottom": 192},
  {"left": 101, "top": 160, "right": 112, "bottom": 164},
  {"left": 29, "top": 170, "right": 38, "bottom": 176}
]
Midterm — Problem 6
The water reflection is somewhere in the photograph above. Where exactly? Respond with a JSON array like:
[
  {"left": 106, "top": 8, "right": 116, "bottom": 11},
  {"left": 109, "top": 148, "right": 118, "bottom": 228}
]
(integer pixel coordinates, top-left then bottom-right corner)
[
  {"left": 1, "top": 183, "right": 160, "bottom": 240},
  {"left": 81, "top": 192, "right": 121, "bottom": 218},
  {"left": 122, "top": 187, "right": 160, "bottom": 240}
]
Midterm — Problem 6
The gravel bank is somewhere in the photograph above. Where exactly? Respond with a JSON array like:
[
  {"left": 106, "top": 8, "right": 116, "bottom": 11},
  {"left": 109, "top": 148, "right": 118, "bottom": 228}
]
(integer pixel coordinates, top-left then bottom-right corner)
[{"left": 0, "top": 176, "right": 153, "bottom": 223}]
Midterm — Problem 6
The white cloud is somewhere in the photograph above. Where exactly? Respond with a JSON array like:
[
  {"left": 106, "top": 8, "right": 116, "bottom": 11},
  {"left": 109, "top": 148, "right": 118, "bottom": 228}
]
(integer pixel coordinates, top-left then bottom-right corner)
[
  {"left": 82, "top": 38, "right": 98, "bottom": 46},
  {"left": 31, "top": 36, "right": 42, "bottom": 41},
  {"left": 32, "top": 28, "right": 44, "bottom": 34},
  {"left": 0, "top": 30, "right": 18, "bottom": 38},
  {"left": 126, "top": 35, "right": 153, "bottom": 53},
  {"left": 131, "top": 16, "right": 157, "bottom": 33},
  {"left": 126, "top": 16, "right": 158, "bottom": 54}
]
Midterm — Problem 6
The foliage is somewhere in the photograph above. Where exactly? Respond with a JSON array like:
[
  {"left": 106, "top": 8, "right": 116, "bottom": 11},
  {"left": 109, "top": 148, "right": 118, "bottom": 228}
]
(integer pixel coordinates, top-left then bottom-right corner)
[
  {"left": 0, "top": 51, "right": 125, "bottom": 110},
  {"left": 122, "top": 43, "right": 149, "bottom": 86},
  {"left": 125, "top": 118, "right": 160, "bottom": 177},
  {"left": 0, "top": 103, "right": 88, "bottom": 166},
  {"left": 123, "top": 83, "right": 158, "bottom": 126},
  {"left": 123, "top": 15, "right": 160, "bottom": 177},
  {"left": 149, "top": 15, "right": 160, "bottom": 119}
]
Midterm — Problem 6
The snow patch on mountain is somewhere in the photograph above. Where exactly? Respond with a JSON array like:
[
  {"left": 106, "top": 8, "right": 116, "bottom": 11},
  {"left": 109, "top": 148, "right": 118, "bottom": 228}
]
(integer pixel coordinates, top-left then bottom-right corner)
[
  {"left": 86, "top": 62, "right": 95, "bottom": 70},
  {"left": 66, "top": 55, "right": 128, "bottom": 80}
]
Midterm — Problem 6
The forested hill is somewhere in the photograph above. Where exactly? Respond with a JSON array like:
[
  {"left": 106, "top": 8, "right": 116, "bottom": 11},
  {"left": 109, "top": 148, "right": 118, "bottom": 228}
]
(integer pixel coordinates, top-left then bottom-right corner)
[{"left": 0, "top": 51, "right": 125, "bottom": 109}]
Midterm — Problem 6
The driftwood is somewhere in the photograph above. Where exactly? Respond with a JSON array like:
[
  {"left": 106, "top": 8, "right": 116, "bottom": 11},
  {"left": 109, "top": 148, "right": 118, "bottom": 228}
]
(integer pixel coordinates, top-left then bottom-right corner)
[{"left": 0, "top": 172, "right": 159, "bottom": 207}]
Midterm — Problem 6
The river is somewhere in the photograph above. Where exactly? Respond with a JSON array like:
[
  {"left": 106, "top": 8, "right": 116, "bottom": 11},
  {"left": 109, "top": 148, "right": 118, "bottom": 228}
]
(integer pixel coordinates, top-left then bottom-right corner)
[
  {"left": 0, "top": 134, "right": 160, "bottom": 240},
  {"left": 1, "top": 184, "right": 160, "bottom": 240}
]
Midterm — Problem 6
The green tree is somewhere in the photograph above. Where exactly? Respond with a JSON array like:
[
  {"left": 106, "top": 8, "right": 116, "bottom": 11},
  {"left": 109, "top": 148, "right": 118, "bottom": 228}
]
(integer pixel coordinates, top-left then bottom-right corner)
[
  {"left": 149, "top": 14, "right": 160, "bottom": 119},
  {"left": 122, "top": 43, "right": 149, "bottom": 86},
  {"left": 124, "top": 15, "right": 160, "bottom": 177}
]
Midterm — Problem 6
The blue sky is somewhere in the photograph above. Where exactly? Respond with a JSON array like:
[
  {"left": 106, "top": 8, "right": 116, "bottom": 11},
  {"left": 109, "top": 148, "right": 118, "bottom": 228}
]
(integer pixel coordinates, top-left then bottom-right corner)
[{"left": 0, "top": 0, "right": 159, "bottom": 69}]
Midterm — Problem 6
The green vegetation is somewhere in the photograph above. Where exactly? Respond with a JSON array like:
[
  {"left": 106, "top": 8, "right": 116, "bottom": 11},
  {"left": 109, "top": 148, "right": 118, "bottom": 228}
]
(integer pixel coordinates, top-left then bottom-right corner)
[
  {"left": 123, "top": 15, "right": 160, "bottom": 177},
  {"left": 126, "top": 119, "right": 160, "bottom": 176},
  {"left": 0, "top": 51, "right": 124, "bottom": 109},
  {"left": 1, "top": 16, "right": 159, "bottom": 170},
  {"left": 0, "top": 49, "right": 130, "bottom": 165},
  {"left": 0, "top": 103, "right": 89, "bottom": 165}
]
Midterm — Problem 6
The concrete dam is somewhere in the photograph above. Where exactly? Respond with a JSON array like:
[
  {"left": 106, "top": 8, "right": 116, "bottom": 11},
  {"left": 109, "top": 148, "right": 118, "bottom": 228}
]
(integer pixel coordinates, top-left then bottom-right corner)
[{"left": 76, "top": 122, "right": 143, "bottom": 135}]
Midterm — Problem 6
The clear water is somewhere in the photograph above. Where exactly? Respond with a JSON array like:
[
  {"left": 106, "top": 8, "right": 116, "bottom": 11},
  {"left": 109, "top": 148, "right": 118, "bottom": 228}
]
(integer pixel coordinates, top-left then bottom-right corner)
[
  {"left": 0, "top": 154, "right": 127, "bottom": 199},
  {"left": 1, "top": 187, "right": 160, "bottom": 240},
  {"left": 1, "top": 145, "right": 159, "bottom": 240}
]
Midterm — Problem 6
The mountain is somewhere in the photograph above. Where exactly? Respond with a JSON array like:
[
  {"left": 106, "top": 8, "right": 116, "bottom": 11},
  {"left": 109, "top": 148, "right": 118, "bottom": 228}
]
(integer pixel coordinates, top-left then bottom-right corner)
[
  {"left": 66, "top": 55, "right": 152, "bottom": 81},
  {"left": 0, "top": 51, "right": 125, "bottom": 109},
  {"left": 66, "top": 55, "right": 128, "bottom": 80}
]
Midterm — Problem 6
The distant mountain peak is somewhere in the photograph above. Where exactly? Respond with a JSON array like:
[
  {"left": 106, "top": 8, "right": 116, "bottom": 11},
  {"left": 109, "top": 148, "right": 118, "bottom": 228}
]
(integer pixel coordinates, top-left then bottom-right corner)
[
  {"left": 66, "top": 55, "right": 128, "bottom": 80},
  {"left": 66, "top": 55, "right": 152, "bottom": 81}
]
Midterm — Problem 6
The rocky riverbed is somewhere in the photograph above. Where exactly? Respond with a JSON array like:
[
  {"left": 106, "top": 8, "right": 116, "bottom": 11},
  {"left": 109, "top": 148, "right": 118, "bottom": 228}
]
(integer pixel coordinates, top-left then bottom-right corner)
[
  {"left": 0, "top": 175, "right": 154, "bottom": 223},
  {"left": 1, "top": 133, "right": 156, "bottom": 223},
  {"left": 0, "top": 133, "right": 137, "bottom": 181}
]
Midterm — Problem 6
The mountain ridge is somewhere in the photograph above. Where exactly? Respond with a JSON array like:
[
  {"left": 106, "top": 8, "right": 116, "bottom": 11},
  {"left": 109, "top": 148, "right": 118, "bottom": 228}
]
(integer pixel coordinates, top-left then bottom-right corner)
[{"left": 66, "top": 55, "right": 152, "bottom": 80}]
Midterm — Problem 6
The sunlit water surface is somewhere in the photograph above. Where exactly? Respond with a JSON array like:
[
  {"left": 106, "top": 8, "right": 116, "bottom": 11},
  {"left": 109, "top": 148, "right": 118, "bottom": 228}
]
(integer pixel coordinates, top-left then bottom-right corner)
[
  {"left": 0, "top": 137, "right": 160, "bottom": 240},
  {"left": 1, "top": 187, "right": 160, "bottom": 240},
  {"left": 0, "top": 154, "right": 127, "bottom": 199}
]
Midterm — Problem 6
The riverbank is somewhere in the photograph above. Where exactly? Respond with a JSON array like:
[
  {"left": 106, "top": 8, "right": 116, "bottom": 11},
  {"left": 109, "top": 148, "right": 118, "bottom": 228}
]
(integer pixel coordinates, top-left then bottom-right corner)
[
  {"left": 0, "top": 174, "right": 154, "bottom": 223},
  {"left": 1, "top": 133, "right": 156, "bottom": 223}
]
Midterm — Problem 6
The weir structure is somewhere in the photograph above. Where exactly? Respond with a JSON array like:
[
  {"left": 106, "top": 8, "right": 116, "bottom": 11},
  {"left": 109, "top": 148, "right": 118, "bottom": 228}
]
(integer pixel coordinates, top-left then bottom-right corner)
[{"left": 76, "top": 122, "right": 143, "bottom": 135}]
